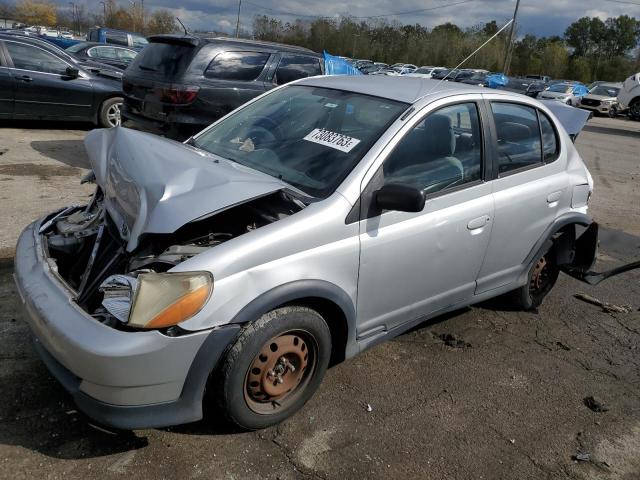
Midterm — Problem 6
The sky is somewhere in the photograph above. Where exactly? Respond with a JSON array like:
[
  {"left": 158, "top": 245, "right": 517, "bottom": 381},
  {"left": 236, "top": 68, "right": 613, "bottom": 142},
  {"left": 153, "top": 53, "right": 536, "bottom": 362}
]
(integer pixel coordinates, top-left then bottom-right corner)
[{"left": 56, "top": 0, "right": 640, "bottom": 37}]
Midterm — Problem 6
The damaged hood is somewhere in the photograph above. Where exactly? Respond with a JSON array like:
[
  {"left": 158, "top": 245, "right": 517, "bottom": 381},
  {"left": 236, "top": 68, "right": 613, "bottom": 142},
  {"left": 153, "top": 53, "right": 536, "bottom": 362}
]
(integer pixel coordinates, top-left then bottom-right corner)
[
  {"left": 84, "top": 127, "right": 290, "bottom": 251},
  {"left": 539, "top": 100, "right": 592, "bottom": 140}
]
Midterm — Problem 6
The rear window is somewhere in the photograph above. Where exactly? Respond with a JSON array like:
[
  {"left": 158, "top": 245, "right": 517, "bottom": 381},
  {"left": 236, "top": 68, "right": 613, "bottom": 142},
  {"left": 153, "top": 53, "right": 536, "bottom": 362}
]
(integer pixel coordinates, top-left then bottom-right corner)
[
  {"left": 204, "top": 51, "right": 270, "bottom": 81},
  {"left": 129, "top": 42, "right": 195, "bottom": 77},
  {"left": 275, "top": 55, "right": 322, "bottom": 85}
]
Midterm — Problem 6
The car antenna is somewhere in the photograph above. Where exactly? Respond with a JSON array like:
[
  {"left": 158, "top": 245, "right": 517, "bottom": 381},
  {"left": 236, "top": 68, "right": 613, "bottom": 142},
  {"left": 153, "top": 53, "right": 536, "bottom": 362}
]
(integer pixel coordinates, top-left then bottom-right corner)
[
  {"left": 176, "top": 17, "right": 190, "bottom": 35},
  {"left": 425, "top": 18, "right": 514, "bottom": 95}
]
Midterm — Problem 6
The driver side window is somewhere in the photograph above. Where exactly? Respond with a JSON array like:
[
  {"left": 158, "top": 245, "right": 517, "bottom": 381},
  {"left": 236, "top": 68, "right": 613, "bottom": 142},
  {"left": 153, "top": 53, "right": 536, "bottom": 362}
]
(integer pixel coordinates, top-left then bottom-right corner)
[
  {"left": 5, "top": 42, "right": 68, "bottom": 75},
  {"left": 383, "top": 102, "right": 483, "bottom": 196}
]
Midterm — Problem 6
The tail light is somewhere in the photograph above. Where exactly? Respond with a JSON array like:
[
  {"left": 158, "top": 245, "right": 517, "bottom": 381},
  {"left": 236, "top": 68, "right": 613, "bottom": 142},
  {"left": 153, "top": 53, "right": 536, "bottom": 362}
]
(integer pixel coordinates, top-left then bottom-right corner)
[{"left": 155, "top": 85, "right": 200, "bottom": 105}]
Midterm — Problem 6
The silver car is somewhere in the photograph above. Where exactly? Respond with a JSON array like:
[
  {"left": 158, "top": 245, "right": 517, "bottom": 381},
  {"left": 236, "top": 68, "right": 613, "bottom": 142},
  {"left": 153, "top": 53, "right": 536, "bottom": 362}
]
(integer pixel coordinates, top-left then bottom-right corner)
[
  {"left": 15, "top": 76, "right": 613, "bottom": 431},
  {"left": 578, "top": 83, "right": 622, "bottom": 117}
]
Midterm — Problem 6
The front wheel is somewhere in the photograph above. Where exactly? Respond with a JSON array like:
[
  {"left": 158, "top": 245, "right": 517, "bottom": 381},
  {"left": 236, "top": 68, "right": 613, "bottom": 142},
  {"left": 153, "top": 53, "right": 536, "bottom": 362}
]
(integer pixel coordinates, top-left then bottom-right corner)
[
  {"left": 513, "top": 247, "right": 560, "bottom": 310},
  {"left": 214, "top": 306, "right": 331, "bottom": 430},
  {"left": 98, "top": 97, "right": 123, "bottom": 128}
]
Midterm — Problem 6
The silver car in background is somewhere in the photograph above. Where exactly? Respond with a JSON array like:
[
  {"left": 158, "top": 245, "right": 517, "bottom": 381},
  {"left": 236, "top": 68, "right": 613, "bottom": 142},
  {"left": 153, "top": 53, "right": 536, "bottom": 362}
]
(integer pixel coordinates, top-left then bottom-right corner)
[
  {"left": 578, "top": 83, "right": 622, "bottom": 117},
  {"left": 16, "top": 76, "right": 608, "bottom": 431}
]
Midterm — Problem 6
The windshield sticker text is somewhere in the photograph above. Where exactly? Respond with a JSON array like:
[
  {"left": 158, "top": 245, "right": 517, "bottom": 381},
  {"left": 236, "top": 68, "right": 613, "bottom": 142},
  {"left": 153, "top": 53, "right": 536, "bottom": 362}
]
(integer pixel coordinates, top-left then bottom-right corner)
[{"left": 303, "top": 128, "right": 361, "bottom": 153}]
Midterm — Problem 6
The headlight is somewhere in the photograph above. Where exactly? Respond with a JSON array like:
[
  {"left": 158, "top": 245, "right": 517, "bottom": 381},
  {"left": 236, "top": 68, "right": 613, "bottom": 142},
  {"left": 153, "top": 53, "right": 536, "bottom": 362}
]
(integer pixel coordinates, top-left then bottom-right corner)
[
  {"left": 130, "top": 272, "right": 213, "bottom": 328},
  {"left": 100, "top": 272, "right": 213, "bottom": 329}
]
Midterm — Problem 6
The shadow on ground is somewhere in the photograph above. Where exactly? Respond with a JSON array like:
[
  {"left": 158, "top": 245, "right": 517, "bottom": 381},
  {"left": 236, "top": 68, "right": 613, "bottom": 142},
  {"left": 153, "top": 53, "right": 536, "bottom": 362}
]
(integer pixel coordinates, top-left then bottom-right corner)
[{"left": 29, "top": 140, "right": 89, "bottom": 168}]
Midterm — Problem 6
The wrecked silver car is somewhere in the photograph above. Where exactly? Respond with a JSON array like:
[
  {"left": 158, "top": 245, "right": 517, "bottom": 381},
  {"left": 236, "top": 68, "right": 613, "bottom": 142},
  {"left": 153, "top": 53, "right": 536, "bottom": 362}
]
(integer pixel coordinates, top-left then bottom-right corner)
[{"left": 14, "top": 76, "right": 638, "bottom": 431}]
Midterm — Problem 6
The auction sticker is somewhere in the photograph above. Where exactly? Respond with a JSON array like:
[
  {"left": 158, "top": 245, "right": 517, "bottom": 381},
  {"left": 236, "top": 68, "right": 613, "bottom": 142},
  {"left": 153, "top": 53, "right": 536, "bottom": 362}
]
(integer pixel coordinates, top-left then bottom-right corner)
[{"left": 303, "top": 128, "right": 361, "bottom": 153}]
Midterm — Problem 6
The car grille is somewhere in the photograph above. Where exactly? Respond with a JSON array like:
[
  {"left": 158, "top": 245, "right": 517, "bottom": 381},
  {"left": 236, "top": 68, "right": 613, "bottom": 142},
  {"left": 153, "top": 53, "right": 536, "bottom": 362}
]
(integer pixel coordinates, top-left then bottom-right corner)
[{"left": 581, "top": 98, "right": 601, "bottom": 107}]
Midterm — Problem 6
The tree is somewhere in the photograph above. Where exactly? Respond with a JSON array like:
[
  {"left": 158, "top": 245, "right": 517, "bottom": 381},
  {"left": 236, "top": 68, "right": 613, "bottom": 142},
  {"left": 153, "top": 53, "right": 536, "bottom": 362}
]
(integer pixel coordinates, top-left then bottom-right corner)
[
  {"left": 14, "top": 0, "right": 56, "bottom": 26},
  {"left": 146, "top": 9, "right": 177, "bottom": 35}
]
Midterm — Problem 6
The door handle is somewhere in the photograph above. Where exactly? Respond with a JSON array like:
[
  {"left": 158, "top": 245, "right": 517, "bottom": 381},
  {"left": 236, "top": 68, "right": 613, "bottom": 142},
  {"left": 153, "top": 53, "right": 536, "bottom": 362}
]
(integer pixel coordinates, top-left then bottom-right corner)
[
  {"left": 17, "top": 75, "right": 33, "bottom": 82},
  {"left": 467, "top": 215, "right": 490, "bottom": 230},
  {"left": 547, "top": 191, "right": 562, "bottom": 203}
]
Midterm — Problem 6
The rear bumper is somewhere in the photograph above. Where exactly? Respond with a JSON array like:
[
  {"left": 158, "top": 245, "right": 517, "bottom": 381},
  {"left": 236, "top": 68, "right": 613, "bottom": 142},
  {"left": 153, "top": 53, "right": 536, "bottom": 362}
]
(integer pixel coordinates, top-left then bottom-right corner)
[
  {"left": 14, "top": 218, "right": 240, "bottom": 429},
  {"left": 121, "top": 102, "right": 207, "bottom": 131}
]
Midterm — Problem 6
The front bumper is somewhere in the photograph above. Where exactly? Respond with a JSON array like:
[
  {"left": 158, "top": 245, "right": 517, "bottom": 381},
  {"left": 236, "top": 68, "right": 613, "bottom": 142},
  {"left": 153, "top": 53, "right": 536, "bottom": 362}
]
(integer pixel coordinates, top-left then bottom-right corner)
[
  {"left": 579, "top": 103, "right": 614, "bottom": 114},
  {"left": 14, "top": 219, "right": 240, "bottom": 429}
]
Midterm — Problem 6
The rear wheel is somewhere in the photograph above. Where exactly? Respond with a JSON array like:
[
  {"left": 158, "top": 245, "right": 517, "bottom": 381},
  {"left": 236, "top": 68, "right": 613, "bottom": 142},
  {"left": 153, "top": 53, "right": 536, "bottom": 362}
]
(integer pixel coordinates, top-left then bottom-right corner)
[
  {"left": 513, "top": 247, "right": 560, "bottom": 310},
  {"left": 629, "top": 100, "right": 640, "bottom": 121},
  {"left": 214, "top": 306, "right": 331, "bottom": 430},
  {"left": 98, "top": 97, "right": 123, "bottom": 128}
]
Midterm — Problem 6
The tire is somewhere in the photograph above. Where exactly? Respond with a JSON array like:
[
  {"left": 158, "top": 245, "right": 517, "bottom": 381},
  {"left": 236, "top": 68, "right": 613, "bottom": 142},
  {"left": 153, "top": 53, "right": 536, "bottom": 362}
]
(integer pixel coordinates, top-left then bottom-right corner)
[
  {"left": 629, "top": 100, "right": 640, "bottom": 121},
  {"left": 98, "top": 97, "right": 123, "bottom": 128},
  {"left": 608, "top": 106, "right": 617, "bottom": 118},
  {"left": 513, "top": 246, "right": 560, "bottom": 310},
  {"left": 214, "top": 306, "right": 331, "bottom": 430}
]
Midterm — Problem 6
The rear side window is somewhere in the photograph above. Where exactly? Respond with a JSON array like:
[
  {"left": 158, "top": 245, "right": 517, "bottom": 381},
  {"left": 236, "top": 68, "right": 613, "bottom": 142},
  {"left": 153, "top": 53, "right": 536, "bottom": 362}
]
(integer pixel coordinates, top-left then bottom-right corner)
[
  {"left": 539, "top": 112, "right": 559, "bottom": 163},
  {"left": 205, "top": 51, "right": 270, "bottom": 81},
  {"left": 105, "top": 31, "right": 128, "bottom": 46},
  {"left": 491, "top": 102, "right": 542, "bottom": 174},
  {"left": 130, "top": 42, "right": 195, "bottom": 77},
  {"left": 117, "top": 48, "right": 137, "bottom": 61},
  {"left": 275, "top": 54, "right": 322, "bottom": 85},
  {"left": 89, "top": 46, "right": 117, "bottom": 59}
]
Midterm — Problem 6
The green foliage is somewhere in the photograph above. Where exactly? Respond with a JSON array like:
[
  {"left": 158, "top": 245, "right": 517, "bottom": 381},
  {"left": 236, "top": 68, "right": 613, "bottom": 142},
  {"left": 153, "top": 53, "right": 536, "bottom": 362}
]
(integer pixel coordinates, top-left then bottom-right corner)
[{"left": 251, "top": 14, "right": 639, "bottom": 82}]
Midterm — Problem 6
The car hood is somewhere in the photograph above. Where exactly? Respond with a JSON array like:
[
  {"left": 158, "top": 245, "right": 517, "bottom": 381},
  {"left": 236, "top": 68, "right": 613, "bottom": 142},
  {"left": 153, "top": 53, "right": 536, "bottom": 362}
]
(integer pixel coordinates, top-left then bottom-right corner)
[
  {"left": 539, "top": 91, "right": 570, "bottom": 99},
  {"left": 84, "top": 127, "right": 291, "bottom": 252},
  {"left": 582, "top": 94, "right": 616, "bottom": 101}
]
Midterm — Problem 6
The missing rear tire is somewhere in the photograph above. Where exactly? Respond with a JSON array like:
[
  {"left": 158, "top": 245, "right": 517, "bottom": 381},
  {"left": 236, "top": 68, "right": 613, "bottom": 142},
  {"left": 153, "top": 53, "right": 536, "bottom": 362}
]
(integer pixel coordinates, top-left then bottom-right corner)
[{"left": 513, "top": 247, "right": 560, "bottom": 310}]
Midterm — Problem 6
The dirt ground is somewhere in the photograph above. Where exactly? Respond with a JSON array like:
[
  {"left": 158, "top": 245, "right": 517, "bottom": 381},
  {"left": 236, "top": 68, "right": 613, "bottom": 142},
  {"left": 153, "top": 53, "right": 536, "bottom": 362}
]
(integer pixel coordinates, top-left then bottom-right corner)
[{"left": 0, "top": 116, "right": 639, "bottom": 480}]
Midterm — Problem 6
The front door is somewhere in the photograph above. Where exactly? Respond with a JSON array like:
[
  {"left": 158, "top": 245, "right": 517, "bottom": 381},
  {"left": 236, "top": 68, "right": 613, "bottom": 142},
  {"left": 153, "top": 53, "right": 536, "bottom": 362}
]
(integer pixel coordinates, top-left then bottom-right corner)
[
  {"left": 4, "top": 40, "right": 93, "bottom": 120},
  {"left": 356, "top": 101, "right": 494, "bottom": 339}
]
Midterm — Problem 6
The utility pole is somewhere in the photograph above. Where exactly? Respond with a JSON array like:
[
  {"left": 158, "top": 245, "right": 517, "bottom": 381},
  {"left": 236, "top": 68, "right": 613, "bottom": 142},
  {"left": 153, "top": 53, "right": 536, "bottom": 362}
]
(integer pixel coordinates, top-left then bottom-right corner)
[
  {"left": 99, "top": 1, "right": 106, "bottom": 26},
  {"left": 235, "top": 0, "right": 242, "bottom": 38},
  {"left": 503, "top": 0, "right": 521, "bottom": 75}
]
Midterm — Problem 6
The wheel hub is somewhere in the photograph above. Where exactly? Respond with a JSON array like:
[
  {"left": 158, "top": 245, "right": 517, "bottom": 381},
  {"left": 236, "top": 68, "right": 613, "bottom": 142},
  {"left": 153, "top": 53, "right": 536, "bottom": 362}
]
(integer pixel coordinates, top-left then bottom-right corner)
[
  {"left": 246, "top": 334, "right": 309, "bottom": 404},
  {"left": 530, "top": 257, "right": 548, "bottom": 292}
]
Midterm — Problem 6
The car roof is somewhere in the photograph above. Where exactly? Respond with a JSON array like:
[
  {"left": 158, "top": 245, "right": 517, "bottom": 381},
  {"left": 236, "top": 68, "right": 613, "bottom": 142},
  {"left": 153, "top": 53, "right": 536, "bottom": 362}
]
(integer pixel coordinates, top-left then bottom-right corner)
[
  {"left": 297, "top": 75, "right": 487, "bottom": 103},
  {"left": 148, "top": 35, "right": 319, "bottom": 56}
]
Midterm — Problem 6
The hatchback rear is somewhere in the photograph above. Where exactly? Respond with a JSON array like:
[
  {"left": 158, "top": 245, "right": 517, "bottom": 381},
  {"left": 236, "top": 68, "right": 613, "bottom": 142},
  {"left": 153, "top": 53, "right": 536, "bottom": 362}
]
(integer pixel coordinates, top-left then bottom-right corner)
[{"left": 122, "top": 36, "right": 323, "bottom": 135}]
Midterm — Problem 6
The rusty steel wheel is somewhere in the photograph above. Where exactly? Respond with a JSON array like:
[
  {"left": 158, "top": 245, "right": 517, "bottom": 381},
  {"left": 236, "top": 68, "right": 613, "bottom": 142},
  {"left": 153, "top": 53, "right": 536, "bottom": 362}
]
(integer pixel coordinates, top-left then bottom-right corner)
[
  {"left": 243, "top": 331, "right": 317, "bottom": 414},
  {"left": 529, "top": 256, "right": 550, "bottom": 295}
]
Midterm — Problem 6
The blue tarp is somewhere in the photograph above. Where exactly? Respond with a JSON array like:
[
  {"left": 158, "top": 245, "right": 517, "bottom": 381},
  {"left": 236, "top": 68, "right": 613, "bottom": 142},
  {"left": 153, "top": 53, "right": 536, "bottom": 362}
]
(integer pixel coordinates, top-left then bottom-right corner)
[
  {"left": 486, "top": 73, "right": 508, "bottom": 89},
  {"left": 323, "top": 51, "right": 362, "bottom": 76}
]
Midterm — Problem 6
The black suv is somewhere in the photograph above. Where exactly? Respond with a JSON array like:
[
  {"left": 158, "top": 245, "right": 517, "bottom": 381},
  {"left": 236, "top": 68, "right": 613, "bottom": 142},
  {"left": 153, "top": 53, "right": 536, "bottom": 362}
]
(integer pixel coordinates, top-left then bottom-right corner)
[{"left": 122, "top": 36, "right": 323, "bottom": 135}]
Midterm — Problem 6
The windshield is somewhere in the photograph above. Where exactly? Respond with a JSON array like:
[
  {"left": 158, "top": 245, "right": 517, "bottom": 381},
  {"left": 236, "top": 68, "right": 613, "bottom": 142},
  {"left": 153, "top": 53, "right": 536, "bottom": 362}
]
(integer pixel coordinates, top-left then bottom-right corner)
[
  {"left": 549, "top": 84, "right": 573, "bottom": 94},
  {"left": 193, "top": 85, "right": 408, "bottom": 198},
  {"left": 590, "top": 86, "right": 620, "bottom": 97}
]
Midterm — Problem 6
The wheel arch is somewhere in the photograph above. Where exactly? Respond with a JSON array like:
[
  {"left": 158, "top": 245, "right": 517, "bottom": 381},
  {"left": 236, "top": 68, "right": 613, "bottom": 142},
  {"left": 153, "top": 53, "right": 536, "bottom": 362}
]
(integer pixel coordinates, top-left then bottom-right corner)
[
  {"left": 228, "top": 280, "right": 357, "bottom": 365},
  {"left": 519, "top": 212, "right": 594, "bottom": 285}
]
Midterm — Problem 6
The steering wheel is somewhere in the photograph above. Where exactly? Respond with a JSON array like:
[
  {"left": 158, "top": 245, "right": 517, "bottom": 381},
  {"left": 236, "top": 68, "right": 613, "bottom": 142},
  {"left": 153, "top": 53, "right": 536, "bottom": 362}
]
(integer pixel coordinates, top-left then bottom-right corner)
[{"left": 246, "top": 115, "right": 285, "bottom": 141}]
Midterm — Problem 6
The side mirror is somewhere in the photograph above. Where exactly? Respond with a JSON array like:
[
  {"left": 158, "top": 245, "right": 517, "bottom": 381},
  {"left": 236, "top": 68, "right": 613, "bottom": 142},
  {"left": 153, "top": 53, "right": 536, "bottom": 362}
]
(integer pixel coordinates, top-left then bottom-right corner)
[
  {"left": 65, "top": 66, "right": 80, "bottom": 78},
  {"left": 374, "top": 183, "right": 425, "bottom": 213}
]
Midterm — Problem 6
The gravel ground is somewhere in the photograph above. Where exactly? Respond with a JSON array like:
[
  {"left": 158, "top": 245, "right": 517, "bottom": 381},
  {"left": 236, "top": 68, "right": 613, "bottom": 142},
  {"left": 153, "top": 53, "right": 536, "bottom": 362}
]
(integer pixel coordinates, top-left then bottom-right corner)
[{"left": 0, "top": 115, "right": 638, "bottom": 480}]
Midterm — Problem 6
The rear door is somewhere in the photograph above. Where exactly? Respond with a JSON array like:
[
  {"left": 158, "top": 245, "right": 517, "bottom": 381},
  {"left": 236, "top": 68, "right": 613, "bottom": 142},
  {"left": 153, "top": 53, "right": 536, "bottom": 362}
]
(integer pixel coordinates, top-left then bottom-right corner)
[
  {"left": 0, "top": 41, "right": 15, "bottom": 117},
  {"left": 4, "top": 40, "right": 94, "bottom": 119},
  {"left": 475, "top": 95, "right": 568, "bottom": 293},
  {"left": 270, "top": 53, "right": 322, "bottom": 87},
  {"left": 197, "top": 50, "right": 273, "bottom": 120}
]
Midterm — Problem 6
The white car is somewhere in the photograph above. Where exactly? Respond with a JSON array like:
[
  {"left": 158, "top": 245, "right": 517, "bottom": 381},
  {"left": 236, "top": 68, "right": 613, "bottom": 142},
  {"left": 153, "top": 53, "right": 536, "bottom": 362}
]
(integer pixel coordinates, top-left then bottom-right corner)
[
  {"left": 407, "top": 66, "right": 446, "bottom": 79},
  {"left": 618, "top": 72, "right": 640, "bottom": 120}
]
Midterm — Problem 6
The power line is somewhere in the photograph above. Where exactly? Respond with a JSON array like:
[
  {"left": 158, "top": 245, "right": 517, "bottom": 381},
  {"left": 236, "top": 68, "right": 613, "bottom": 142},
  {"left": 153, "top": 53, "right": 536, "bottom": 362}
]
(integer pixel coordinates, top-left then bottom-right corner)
[
  {"left": 243, "top": 0, "right": 477, "bottom": 21},
  {"left": 602, "top": 0, "right": 640, "bottom": 5}
]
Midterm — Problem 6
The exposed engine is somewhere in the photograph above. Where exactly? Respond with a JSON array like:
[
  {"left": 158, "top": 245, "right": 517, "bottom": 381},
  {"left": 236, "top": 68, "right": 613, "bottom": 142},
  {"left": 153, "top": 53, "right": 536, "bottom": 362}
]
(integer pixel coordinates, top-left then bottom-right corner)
[{"left": 42, "top": 186, "right": 305, "bottom": 327}]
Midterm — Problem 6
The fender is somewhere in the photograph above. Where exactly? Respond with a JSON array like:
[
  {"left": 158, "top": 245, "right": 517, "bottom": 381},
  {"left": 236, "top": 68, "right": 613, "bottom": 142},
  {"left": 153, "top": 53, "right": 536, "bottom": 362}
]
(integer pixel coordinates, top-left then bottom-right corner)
[{"left": 229, "top": 280, "right": 358, "bottom": 358}]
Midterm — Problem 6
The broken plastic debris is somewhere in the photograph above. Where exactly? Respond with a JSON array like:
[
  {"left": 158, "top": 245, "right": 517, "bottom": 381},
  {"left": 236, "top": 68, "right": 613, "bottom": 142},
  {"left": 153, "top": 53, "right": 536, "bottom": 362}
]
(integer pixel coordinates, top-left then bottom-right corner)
[
  {"left": 366, "top": 403, "right": 373, "bottom": 412},
  {"left": 574, "top": 293, "right": 632, "bottom": 314},
  {"left": 573, "top": 452, "right": 591, "bottom": 462},
  {"left": 584, "top": 395, "right": 609, "bottom": 413}
]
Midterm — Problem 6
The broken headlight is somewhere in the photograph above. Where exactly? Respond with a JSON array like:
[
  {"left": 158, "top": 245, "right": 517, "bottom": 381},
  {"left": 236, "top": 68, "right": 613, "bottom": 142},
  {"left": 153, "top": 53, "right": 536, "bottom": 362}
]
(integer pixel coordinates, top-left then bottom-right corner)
[{"left": 100, "top": 272, "right": 213, "bottom": 329}]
